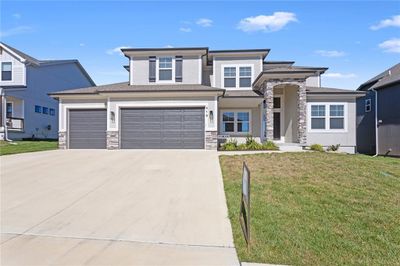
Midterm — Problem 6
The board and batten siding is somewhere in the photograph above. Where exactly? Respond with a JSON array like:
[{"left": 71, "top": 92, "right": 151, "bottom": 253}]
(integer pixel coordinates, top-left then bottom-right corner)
[
  {"left": 306, "top": 97, "right": 357, "bottom": 153},
  {"left": 0, "top": 49, "right": 26, "bottom": 86},
  {"left": 130, "top": 56, "right": 201, "bottom": 85}
]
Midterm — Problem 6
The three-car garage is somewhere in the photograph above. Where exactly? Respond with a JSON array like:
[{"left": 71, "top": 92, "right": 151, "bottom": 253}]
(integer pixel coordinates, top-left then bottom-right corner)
[{"left": 67, "top": 107, "right": 205, "bottom": 149}]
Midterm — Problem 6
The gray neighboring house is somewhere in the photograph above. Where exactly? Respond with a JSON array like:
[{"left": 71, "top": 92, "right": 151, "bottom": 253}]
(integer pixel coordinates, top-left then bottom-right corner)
[
  {"left": 0, "top": 42, "right": 95, "bottom": 140},
  {"left": 50, "top": 47, "right": 364, "bottom": 152},
  {"left": 356, "top": 63, "right": 400, "bottom": 157}
]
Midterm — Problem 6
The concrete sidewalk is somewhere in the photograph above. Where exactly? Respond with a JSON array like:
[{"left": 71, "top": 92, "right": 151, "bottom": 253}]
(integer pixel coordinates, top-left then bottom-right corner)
[{"left": 1, "top": 150, "right": 239, "bottom": 265}]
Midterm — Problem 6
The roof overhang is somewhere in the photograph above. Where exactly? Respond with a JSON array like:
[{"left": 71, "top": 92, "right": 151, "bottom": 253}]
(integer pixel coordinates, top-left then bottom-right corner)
[
  {"left": 0, "top": 43, "right": 27, "bottom": 64},
  {"left": 252, "top": 70, "right": 320, "bottom": 91},
  {"left": 122, "top": 47, "right": 209, "bottom": 58},
  {"left": 208, "top": 49, "right": 270, "bottom": 61}
]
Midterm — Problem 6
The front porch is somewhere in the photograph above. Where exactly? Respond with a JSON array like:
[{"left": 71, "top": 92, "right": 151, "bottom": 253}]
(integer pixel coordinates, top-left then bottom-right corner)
[
  {"left": 4, "top": 96, "right": 25, "bottom": 132},
  {"left": 218, "top": 82, "right": 306, "bottom": 147}
]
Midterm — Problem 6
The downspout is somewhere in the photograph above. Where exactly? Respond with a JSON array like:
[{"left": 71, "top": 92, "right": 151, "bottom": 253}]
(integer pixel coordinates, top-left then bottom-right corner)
[
  {"left": 0, "top": 87, "right": 12, "bottom": 142},
  {"left": 372, "top": 88, "right": 378, "bottom": 157}
]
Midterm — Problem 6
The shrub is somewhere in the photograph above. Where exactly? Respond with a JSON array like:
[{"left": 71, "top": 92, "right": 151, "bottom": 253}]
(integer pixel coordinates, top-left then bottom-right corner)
[
  {"left": 310, "top": 144, "right": 325, "bottom": 152},
  {"left": 246, "top": 141, "right": 263, "bottom": 150},
  {"left": 262, "top": 141, "right": 279, "bottom": 150},
  {"left": 327, "top": 144, "right": 340, "bottom": 152},
  {"left": 237, "top": 143, "right": 247, "bottom": 150},
  {"left": 221, "top": 139, "right": 238, "bottom": 151},
  {"left": 245, "top": 135, "right": 257, "bottom": 146}
]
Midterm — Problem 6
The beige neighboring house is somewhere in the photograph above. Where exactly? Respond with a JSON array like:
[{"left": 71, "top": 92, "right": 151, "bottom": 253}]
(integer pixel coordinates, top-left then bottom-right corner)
[{"left": 50, "top": 47, "right": 364, "bottom": 153}]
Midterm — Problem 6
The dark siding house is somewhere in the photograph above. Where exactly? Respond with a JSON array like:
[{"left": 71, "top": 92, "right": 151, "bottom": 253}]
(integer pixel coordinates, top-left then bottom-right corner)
[{"left": 356, "top": 63, "right": 400, "bottom": 156}]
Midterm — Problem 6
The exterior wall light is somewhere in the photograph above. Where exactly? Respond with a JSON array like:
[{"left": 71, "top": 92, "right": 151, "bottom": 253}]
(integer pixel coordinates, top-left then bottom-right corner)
[
  {"left": 110, "top": 111, "right": 115, "bottom": 123},
  {"left": 209, "top": 110, "right": 214, "bottom": 125}
]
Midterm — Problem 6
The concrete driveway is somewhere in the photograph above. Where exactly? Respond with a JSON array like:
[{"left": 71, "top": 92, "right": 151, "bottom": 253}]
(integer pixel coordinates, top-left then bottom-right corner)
[{"left": 1, "top": 150, "right": 238, "bottom": 266}]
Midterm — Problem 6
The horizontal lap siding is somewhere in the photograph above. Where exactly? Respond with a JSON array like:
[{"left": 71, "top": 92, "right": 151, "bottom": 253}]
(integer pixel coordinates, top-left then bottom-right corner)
[
  {"left": 69, "top": 109, "right": 107, "bottom": 149},
  {"left": 120, "top": 108, "right": 204, "bottom": 149}
]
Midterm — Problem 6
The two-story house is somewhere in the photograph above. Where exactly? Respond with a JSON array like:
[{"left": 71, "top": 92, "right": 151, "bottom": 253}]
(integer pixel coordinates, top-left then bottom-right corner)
[
  {"left": 0, "top": 42, "right": 95, "bottom": 140},
  {"left": 50, "top": 47, "right": 364, "bottom": 152}
]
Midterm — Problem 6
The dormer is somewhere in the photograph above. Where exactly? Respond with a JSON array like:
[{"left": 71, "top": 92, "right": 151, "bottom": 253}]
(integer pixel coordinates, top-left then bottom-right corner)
[{"left": 122, "top": 47, "right": 208, "bottom": 86}]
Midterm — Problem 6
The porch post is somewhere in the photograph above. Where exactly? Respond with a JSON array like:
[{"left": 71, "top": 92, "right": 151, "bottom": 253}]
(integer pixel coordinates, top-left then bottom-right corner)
[
  {"left": 297, "top": 81, "right": 307, "bottom": 144},
  {"left": 263, "top": 81, "right": 274, "bottom": 141}
]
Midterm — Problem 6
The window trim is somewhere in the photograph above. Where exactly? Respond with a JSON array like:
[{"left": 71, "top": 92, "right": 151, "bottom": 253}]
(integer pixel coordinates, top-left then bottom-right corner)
[
  {"left": 156, "top": 56, "right": 175, "bottom": 83},
  {"left": 365, "top": 98, "right": 371, "bottom": 113},
  {"left": 1, "top": 62, "right": 13, "bottom": 81},
  {"left": 221, "top": 64, "right": 254, "bottom": 89},
  {"left": 220, "top": 109, "right": 252, "bottom": 135},
  {"left": 307, "top": 102, "right": 348, "bottom": 133}
]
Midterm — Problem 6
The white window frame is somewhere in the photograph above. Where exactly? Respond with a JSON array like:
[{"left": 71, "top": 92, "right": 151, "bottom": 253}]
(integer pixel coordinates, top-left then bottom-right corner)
[
  {"left": 365, "top": 98, "right": 371, "bottom": 113},
  {"left": 156, "top": 56, "right": 175, "bottom": 83},
  {"left": 1, "top": 62, "right": 13, "bottom": 82},
  {"left": 220, "top": 109, "right": 252, "bottom": 135},
  {"left": 221, "top": 64, "right": 254, "bottom": 89},
  {"left": 307, "top": 102, "right": 348, "bottom": 133}
]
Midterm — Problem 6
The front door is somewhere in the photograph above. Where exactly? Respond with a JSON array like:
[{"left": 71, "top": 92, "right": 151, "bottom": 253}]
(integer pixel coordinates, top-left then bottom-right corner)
[{"left": 273, "top": 112, "right": 281, "bottom": 140}]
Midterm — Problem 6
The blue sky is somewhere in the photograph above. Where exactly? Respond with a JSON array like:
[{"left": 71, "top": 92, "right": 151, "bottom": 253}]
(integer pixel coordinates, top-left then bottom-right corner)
[{"left": 1, "top": 0, "right": 399, "bottom": 89}]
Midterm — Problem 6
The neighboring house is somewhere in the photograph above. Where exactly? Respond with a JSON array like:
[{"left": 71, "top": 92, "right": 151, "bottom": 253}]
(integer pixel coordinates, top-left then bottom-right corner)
[
  {"left": 356, "top": 63, "right": 400, "bottom": 157},
  {"left": 0, "top": 42, "right": 95, "bottom": 140},
  {"left": 50, "top": 47, "right": 364, "bottom": 152}
]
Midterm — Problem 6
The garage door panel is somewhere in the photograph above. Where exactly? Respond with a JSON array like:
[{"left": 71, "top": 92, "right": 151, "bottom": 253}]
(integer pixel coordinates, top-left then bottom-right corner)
[
  {"left": 121, "top": 108, "right": 204, "bottom": 149},
  {"left": 69, "top": 109, "right": 107, "bottom": 149}
]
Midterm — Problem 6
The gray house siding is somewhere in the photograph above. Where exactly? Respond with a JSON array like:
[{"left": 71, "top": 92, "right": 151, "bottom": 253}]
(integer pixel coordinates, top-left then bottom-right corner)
[
  {"left": 377, "top": 84, "right": 400, "bottom": 156},
  {"left": 7, "top": 63, "right": 94, "bottom": 139},
  {"left": 356, "top": 91, "right": 376, "bottom": 154}
]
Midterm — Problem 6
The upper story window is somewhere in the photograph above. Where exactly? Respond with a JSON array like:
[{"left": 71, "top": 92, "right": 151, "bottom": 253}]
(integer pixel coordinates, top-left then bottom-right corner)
[
  {"left": 224, "top": 67, "right": 236, "bottom": 88},
  {"left": 159, "top": 57, "right": 173, "bottom": 81},
  {"left": 42, "top": 107, "right": 49, "bottom": 115},
  {"left": 1, "top": 62, "right": 12, "bottom": 81},
  {"left": 35, "top": 105, "right": 42, "bottom": 113},
  {"left": 309, "top": 103, "right": 347, "bottom": 132},
  {"left": 239, "top": 67, "right": 252, "bottom": 87},
  {"left": 223, "top": 66, "right": 252, "bottom": 88}
]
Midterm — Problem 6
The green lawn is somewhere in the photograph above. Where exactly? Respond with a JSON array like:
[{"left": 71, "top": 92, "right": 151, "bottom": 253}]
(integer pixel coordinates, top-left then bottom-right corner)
[
  {"left": 219, "top": 152, "right": 400, "bottom": 266},
  {"left": 0, "top": 140, "right": 58, "bottom": 155}
]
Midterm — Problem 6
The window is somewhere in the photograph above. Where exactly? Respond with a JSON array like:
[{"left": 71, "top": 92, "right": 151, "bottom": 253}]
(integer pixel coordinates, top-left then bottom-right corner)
[
  {"left": 6, "top": 103, "right": 12, "bottom": 118},
  {"left": 237, "top": 112, "right": 250, "bottom": 132},
  {"left": 311, "top": 105, "right": 326, "bottom": 129},
  {"left": 42, "top": 107, "right": 49, "bottom": 115},
  {"left": 273, "top": 97, "right": 281, "bottom": 108},
  {"left": 329, "top": 105, "right": 344, "bottom": 129},
  {"left": 222, "top": 111, "right": 251, "bottom": 134},
  {"left": 1, "top": 62, "right": 12, "bottom": 81},
  {"left": 224, "top": 67, "right": 236, "bottom": 88},
  {"left": 49, "top": 108, "right": 55, "bottom": 116},
  {"left": 35, "top": 105, "right": 42, "bottom": 113},
  {"left": 159, "top": 57, "right": 173, "bottom": 81},
  {"left": 309, "top": 103, "right": 346, "bottom": 131},
  {"left": 239, "top": 67, "right": 252, "bottom": 87},
  {"left": 222, "top": 112, "right": 235, "bottom": 132},
  {"left": 223, "top": 65, "right": 252, "bottom": 88},
  {"left": 365, "top": 99, "right": 371, "bottom": 112}
]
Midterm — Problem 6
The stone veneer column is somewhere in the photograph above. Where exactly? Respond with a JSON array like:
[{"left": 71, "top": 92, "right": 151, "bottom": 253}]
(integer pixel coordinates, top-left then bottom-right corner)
[
  {"left": 107, "top": 131, "right": 119, "bottom": 149},
  {"left": 58, "top": 131, "right": 67, "bottom": 149},
  {"left": 263, "top": 81, "right": 274, "bottom": 141},
  {"left": 205, "top": 131, "right": 218, "bottom": 150},
  {"left": 297, "top": 81, "right": 307, "bottom": 145}
]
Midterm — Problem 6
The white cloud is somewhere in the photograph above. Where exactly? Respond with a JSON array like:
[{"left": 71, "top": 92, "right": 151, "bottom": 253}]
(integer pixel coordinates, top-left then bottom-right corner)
[
  {"left": 106, "top": 46, "right": 129, "bottom": 56},
  {"left": 324, "top": 72, "right": 357, "bottom": 79},
  {"left": 13, "top": 13, "right": 21, "bottom": 19},
  {"left": 0, "top": 26, "right": 33, "bottom": 37},
  {"left": 237, "top": 12, "right": 297, "bottom": 32},
  {"left": 79, "top": 43, "right": 85, "bottom": 47},
  {"left": 315, "top": 50, "right": 346, "bottom": 57},
  {"left": 179, "top": 27, "right": 192, "bottom": 32},
  {"left": 196, "top": 18, "right": 213, "bottom": 27},
  {"left": 370, "top": 15, "right": 400, "bottom": 30},
  {"left": 379, "top": 38, "right": 400, "bottom": 53},
  {"left": 164, "top": 45, "right": 174, "bottom": 48}
]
